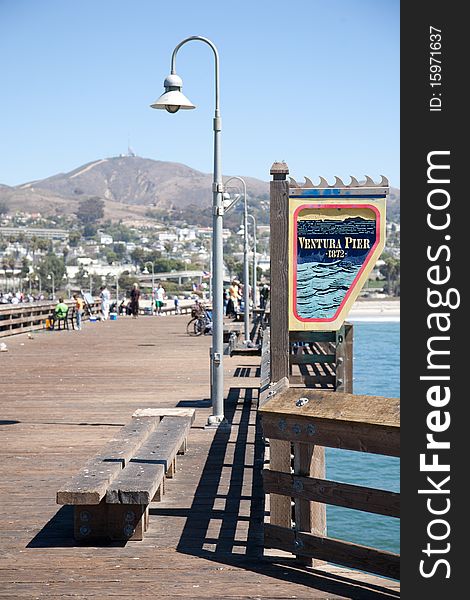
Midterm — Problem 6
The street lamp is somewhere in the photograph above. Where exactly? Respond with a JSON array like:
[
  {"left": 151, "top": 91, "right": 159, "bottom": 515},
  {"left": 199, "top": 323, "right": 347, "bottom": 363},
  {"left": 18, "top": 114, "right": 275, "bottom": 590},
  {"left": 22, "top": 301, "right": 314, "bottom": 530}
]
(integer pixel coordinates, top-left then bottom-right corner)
[
  {"left": 143, "top": 261, "right": 155, "bottom": 314},
  {"left": 89, "top": 273, "right": 93, "bottom": 296},
  {"left": 47, "top": 272, "right": 55, "bottom": 300},
  {"left": 35, "top": 274, "right": 42, "bottom": 296},
  {"left": 64, "top": 274, "right": 71, "bottom": 299},
  {"left": 224, "top": 176, "right": 250, "bottom": 344},
  {"left": 115, "top": 273, "right": 120, "bottom": 312},
  {"left": 151, "top": 36, "right": 226, "bottom": 427},
  {"left": 247, "top": 214, "right": 258, "bottom": 307}
]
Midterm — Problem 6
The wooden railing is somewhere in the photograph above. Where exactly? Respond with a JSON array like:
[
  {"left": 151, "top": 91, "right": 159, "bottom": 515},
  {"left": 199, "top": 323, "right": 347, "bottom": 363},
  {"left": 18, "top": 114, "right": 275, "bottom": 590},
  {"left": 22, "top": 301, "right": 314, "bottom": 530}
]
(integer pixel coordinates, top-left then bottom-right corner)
[
  {"left": 258, "top": 329, "right": 400, "bottom": 581},
  {"left": 0, "top": 300, "right": 101, "bottom": 338},
  {"left": 0, "top": 299, "right": 195, "bottom": 338}
]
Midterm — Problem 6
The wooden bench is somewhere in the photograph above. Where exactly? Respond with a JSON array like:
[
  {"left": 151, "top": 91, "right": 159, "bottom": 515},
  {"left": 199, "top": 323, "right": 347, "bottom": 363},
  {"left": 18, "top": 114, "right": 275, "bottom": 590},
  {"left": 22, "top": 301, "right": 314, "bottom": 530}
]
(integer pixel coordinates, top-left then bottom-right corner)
[{"left": 56, "top": 409, "right": 195, "bottom": 542}]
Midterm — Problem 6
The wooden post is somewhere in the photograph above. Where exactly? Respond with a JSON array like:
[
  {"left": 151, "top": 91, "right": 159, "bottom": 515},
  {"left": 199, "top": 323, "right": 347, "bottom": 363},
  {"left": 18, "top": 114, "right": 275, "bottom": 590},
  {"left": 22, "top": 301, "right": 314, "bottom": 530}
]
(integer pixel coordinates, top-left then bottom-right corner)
[
  {"left": 293, "top": 443, "right": 327, "bottom": 566},
  {"left": 268, "top": 162, "right": 292, "bottom": 529},
  {"left": 270, "top": 161, "right": 290, "bottom": 382},
  {"left": 335, "top": 323, "right": 354, "bottom": 393}
]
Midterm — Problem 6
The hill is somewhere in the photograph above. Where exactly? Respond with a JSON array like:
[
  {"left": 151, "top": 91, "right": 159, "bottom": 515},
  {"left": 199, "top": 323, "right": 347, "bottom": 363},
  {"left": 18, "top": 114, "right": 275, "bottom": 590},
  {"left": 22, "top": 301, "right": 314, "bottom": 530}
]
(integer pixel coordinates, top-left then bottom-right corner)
[
  {"left": 0, "top": 156, "right": 399, "bottom": 224},
  {"left": 13, "top": 156, "right": 269, "bottom": 208}
]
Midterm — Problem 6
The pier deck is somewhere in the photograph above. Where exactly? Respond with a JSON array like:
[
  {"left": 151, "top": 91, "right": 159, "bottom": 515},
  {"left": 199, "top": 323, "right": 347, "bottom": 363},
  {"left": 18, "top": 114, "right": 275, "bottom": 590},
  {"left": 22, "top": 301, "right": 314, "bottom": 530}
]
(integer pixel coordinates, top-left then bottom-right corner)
[{"left": 0, "top": 316, "right": 399, "bottom": 598}]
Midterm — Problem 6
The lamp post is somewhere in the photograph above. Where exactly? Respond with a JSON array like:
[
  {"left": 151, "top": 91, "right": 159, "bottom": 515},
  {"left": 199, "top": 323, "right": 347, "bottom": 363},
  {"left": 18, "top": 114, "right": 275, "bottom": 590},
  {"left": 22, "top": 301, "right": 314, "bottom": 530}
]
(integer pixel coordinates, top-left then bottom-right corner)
[
  {"left": 151, "top": 36, "right": 226, "bottom": 427},
  {"left": 48, "top": 272, "right": 55, "bottom": 300},
  {"left": 225, "top": 176, "right": 250, "bottom": 344},
  {"left": 143, "top": 261, "right": 155, "bottom": 314},
  {"left": 89, "top": 273, "right": 93, "bottom": 296},
  {"left": 247, "top": 214, "right": 258, "bottom": 307},
  {"left": 115, "top": 274, "right": 119, "bottom": 313},
  {"left": 64, "top": 274, "right": 71, "bottom": 299}
]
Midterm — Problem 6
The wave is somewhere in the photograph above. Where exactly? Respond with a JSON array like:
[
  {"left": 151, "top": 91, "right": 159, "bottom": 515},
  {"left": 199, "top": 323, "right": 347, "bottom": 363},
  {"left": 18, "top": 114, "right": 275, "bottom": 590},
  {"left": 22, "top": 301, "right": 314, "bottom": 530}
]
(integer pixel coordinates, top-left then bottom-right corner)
[{"left": 296, "top": 259, "right": 362, "bottom": 319}]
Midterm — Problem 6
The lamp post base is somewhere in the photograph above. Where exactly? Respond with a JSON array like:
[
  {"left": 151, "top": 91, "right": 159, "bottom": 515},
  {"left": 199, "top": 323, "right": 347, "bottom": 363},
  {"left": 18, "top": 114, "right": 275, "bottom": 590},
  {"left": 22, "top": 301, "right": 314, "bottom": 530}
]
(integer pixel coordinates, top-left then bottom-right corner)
[{"left": 204, "top": 415, "right": 231, "bottom": 430}]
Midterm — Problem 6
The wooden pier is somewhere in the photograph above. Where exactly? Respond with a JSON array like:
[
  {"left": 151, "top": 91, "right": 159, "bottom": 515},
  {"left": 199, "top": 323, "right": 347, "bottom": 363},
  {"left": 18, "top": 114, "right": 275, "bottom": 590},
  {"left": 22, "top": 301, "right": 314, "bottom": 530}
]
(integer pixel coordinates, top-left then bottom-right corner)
[{"left": 0, "top": 315, "right": 399, "bottom": 598}]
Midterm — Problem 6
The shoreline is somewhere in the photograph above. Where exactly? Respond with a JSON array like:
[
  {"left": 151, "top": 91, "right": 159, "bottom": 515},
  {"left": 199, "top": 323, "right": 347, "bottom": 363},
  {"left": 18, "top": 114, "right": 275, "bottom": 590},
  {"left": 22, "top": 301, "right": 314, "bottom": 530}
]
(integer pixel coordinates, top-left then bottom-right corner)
[{"left": 348, "top": 298, "right": 400, "bottom": 322}]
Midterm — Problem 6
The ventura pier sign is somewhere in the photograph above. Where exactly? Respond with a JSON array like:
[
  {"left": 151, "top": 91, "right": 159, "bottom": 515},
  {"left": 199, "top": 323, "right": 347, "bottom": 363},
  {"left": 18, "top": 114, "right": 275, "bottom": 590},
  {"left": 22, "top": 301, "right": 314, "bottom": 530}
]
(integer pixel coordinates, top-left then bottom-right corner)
[{"left": 288, "top": 176, "right": 388, "bottom": 331}]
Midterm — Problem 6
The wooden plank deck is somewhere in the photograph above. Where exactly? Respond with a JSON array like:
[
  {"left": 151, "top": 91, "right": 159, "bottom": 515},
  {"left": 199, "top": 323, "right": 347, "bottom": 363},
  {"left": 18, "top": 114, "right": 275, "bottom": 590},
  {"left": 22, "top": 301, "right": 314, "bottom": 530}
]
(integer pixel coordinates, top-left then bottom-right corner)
[{"left": 0, "top": 316, "right": 399, "bottom": 598}]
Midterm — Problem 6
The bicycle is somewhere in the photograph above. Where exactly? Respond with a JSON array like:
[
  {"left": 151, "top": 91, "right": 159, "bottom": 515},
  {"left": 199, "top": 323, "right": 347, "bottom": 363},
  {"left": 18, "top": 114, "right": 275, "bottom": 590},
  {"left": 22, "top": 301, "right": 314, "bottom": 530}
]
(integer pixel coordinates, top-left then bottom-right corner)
[{"left": 186, "top": 305, "right": 212, "bottom": 336}]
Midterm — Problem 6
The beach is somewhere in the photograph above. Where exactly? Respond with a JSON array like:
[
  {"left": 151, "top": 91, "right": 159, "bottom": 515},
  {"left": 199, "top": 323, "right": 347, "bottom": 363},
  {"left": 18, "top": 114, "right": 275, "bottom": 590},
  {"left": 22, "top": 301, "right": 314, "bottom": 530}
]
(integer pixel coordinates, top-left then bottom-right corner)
[{"left": 349, "top": 298, "right": 400, "bottom": 321}]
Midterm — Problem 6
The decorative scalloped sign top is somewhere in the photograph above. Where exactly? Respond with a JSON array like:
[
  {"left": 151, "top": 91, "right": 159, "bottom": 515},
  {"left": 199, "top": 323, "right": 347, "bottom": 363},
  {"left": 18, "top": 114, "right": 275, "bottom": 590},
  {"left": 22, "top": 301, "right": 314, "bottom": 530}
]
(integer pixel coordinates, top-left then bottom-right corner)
[{"left": 289, "top": 175, "right": 389, "bottom": 189}]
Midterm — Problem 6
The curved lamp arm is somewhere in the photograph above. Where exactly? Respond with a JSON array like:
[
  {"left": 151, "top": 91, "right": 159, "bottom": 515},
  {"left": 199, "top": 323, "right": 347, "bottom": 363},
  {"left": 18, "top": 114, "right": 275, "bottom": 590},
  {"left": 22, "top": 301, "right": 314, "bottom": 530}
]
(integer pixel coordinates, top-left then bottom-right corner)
[
  {"left": 247, "top": 213, "right": 257, "bottom": 242},
  {"left": 170, "top": 36, "right": 220, "bottom": 115},
  {"left": 223, "top": 175, "right": 247, "bottom": 212}
]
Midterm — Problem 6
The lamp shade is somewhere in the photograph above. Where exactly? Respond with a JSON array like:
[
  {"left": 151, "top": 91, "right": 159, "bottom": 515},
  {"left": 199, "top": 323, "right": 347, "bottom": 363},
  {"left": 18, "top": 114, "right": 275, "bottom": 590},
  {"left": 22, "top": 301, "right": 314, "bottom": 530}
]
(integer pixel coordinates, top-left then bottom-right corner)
[
  {"left": 150, "top": 73, "right": 195, "bottom": 112},
  {"left": 150, "top": 90, "right": 195, "bottom": 111}
]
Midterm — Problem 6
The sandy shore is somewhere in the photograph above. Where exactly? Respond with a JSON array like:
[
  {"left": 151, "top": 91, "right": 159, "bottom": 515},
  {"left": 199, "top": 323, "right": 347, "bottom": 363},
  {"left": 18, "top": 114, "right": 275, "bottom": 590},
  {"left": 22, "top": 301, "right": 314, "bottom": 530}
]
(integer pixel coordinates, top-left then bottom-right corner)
[{"left": 348, "top": 298, "right": 400, "bottom": 321}]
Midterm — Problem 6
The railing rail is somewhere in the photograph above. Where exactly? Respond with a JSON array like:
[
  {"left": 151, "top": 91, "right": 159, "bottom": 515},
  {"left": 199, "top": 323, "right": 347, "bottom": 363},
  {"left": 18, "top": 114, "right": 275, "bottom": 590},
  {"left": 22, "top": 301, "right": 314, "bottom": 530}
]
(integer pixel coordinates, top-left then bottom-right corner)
[
  {"left": 0, "top": 300, "right": 101, "bottom": 338},
  {"left": 0, "top": 299, "right": 195, "bottom": 338}
]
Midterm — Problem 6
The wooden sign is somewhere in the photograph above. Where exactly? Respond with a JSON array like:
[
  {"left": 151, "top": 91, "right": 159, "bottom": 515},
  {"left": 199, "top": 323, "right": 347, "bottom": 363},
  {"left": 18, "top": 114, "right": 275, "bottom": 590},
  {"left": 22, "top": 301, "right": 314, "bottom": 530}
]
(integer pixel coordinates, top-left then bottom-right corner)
[{"left": 288, "top": 178, "right": 388, "bottom": 331}]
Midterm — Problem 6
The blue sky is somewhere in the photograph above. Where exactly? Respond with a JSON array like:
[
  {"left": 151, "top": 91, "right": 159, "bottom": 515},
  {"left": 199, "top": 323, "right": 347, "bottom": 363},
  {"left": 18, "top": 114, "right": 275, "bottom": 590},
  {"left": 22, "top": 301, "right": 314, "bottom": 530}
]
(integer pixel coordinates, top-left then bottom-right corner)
[{"left": 0, "top": 0, "right": 399, "bottom": 187}]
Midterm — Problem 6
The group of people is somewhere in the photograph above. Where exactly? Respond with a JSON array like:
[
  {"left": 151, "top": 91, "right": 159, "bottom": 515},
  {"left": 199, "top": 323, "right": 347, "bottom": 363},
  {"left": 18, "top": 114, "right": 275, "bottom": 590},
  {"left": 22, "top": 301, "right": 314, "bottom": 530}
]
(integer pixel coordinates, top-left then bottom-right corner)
[
  {"left": 1, "top": 291, "right": 46, "bottom": 304},
  {"left": 50, "top": 293, "right": 85, "bottom": 330},
  {"left": 223, "top": 280, "right": 270, "bottom": 317},
  {"left": 224, "top": 279, "right": 243, "bottom": 318},
  {"left": 117, "top": 282, "right": 171, "bottom": 318},
  {"left": 49, "top": 279, "right": 269, "bottom": 329}
]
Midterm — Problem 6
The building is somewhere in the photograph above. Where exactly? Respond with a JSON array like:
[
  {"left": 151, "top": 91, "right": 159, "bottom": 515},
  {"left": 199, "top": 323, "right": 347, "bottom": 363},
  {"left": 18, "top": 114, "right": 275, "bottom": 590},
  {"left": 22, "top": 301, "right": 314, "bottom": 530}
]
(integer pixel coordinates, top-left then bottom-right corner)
[
  {"left": 0, "top": 226, "right": 69, "bottom": 241},
  {"left": 99, "top": 234, "right": 114, "bottom": 245}
]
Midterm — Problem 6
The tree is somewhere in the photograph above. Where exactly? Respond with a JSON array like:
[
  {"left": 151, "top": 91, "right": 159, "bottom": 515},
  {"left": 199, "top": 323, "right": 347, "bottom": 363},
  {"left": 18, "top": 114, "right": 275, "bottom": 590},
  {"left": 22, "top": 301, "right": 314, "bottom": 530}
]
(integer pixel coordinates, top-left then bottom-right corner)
[
  {"left": 112, "top": 243, "right": 127, "bottom": 261},
  {"left": 83, "top": 224, "right": 98, "bottom": 239},
  {"left": 0, "top": 200, "right": 9, "bottom": 216},
  {"left": 118, "top": 270, "right": 139, "bottom": 294},
  {"left": 69, "top": 230, "right": 82, "bottom": 247},
  {"left": 36, "top": 253, "right": 66, "bottom": 293},
  {"left": 75, "top": 197, "right": 105, "bottom": 227},
  {"left": 153, "top": 258, "right": 185, "bottom": 273},
  {"left": 104, "top": 250, "right": 118, "bottom": 265},
  {"left": 20, "top": 257, "right": 30, "bottom": 279},
  {"left": 36, "top": 239, "right": 51, "bottom": 253},
  {"left": 224, "top": 256, "right": 243, "bottom": 280},
  {"left": 130, "top": 247, "right": 147, "bottom": 266},
  {"left": 75, "top": 265, "right": 90, "bottom": 291},
  {"left": 381, "top": 257, "right": 400, "bottom": 296}
]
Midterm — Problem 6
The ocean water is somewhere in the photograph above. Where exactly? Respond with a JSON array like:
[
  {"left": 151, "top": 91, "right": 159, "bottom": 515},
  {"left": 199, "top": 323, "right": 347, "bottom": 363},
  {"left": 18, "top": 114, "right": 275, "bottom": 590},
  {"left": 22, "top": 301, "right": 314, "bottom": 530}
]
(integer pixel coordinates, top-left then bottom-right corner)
[{"left": 326, "top": 321, "right": 400, "bottom": 554}]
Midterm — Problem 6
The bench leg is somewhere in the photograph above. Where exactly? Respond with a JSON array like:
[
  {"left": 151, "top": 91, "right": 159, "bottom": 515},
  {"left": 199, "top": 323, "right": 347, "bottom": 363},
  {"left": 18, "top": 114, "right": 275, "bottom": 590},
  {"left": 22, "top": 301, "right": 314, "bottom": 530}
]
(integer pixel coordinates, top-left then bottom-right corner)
[
  {"left": 166, "top": 457, "right": 177, "bottom": 479},
  {"left": 74, "top": 502, "right": 148, "bottom": 541},
  {"left": 178, "top": 438, "right": 187, "bottom": 455},
  {"left": 74, "top": 501, "right": 108, "bottom": 541},
  {"left": 144, "top": 506, "right": 150, "bottom": 532},
  {"left": 107, "top": 504, "right": 147, "bottom": 541},
  {"left": 152, "top": 479, "right": 165, "bottom": 502}
]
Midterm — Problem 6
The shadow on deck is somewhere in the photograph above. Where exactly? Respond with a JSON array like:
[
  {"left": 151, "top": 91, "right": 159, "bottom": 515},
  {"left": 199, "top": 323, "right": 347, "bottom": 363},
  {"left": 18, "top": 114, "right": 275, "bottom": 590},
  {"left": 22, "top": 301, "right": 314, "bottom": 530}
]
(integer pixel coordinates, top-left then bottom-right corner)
[{"left": 168, "top": 386, "right": 399, "bottom": 600}]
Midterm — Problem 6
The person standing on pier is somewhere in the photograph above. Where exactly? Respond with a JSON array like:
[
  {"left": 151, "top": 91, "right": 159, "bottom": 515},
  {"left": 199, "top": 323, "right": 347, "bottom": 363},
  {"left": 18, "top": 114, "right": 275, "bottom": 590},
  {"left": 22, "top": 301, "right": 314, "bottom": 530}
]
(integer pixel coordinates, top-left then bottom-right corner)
[
  {"left": 73, "top": 293, "right": 84, "bottom": 330},
  {"left": 100, "top": 285, "right": 111, "bottom": 320},
  {"left": 155, "top": 283, "right": 166, "bottom": 316},
  {"left": 129, "top": 282, "right": 140, "bottom": 318},
  {"left": 260, "top": 284, "right": 270, "bottom": 309},
  {"left": 227, "top": 280, "right": 240, "bottom": 318}
]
